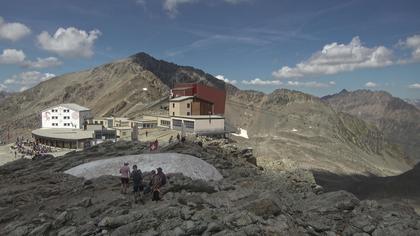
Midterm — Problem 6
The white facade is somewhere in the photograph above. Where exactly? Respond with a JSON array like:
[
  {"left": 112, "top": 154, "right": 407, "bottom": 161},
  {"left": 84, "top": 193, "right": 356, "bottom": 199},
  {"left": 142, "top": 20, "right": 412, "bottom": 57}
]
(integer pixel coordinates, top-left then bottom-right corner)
[
  {"left": 171, "top": 116, "right": 225, "bottom": 135},
  {"left": 41, "top": 104, "right": 92, "bottom": 129}
]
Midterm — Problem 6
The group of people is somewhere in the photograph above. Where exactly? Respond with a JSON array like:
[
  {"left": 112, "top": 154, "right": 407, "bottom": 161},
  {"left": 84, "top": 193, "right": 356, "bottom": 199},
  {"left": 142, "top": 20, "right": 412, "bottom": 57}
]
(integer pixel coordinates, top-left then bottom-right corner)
[
  {"left": 12, "top": 137, "right": 53, "bottom": 158},
  {"left": 119, "top": 163, "right": 167, "bottom": 203},
  {"left": 168, "top": 133, "right": 186, "bottom": 144}
]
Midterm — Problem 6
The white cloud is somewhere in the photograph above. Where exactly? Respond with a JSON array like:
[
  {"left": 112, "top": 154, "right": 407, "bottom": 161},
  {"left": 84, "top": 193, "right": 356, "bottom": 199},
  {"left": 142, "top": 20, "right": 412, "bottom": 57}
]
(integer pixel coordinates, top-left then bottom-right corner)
[
  {"left": 286, "top": 81, "right": 334, "bottom": 88},
  {"left": 37, "top": 27, "right": 101, "bottom": 58},
  {"left": 399, "top": 34, "right": 420, "bottom": 61},
  {"left": 242, "top": 78, "right": 282, "bottom": 85},
  {"left": 273, "top": 37, "right": 394, "bottom": 79},
  {"left": 0, "top": 16, "right": 31, "bottom": 41},
  {"left": 0, "top": 83, "right": 7, "bottom": 91},
  {"left": 365, "top": 82, "right": 378, "bottom": 88},
  {"left": 22, "top": 57, "right": 62, "bottom": 69},
  {"left": 215, "top": 75, "right": 237, "bottom": 84},
  {"left": 4, "top": 71, "right": 55, "bottom": 91},
  {"left": 409, "top": 83, "right": 420, "bottom": 89},
  {"left": 0, "top": 49, "right": 26, "bottom": 64}
]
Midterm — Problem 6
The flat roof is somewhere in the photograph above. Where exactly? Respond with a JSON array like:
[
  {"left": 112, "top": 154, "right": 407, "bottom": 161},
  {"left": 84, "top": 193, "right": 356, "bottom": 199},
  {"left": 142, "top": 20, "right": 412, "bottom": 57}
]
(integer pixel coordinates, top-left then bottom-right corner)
[
  {"left": 32, "top": 128, "right": 93, "bottom": 140},
  {"left": 170, "top": 96, "right": 194, "bottom": 102},
  {"left": 172, "top": 115, "right": 225, "bottom": 120},
  {"left": 42, "top": 103, "right": 90, "bottom": 112}
]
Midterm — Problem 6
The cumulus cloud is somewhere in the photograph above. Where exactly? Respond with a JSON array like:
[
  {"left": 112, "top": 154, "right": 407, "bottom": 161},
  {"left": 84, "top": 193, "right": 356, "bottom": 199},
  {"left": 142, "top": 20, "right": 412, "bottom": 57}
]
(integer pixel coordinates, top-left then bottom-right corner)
[
  {"left": 215, "top": 75, "right": 237, "bottom": 84},
  {"left": 37, "top": 27, "right": 101, "bottom": 58},
  {"left": 398, "top": 34, "right": 420, "bottom": 61},
  {"left": 22, "top": 57, "right": 62, "bottom": 69},
  {"left": 273, "top": 37, "right": 394, "bottom": 79},
  {"left": 4, "top": 71, "right": 55, "bottom": 92},
  {"left": 242, "top": 78, "right": 282, "bottom": 85},
  {"left": 0, "top": 49, "right": 26, "bottom": 64},
  {"left": 0, "top": 16, "right": 31, "bottom": 41},
  {"left": 286, "top": 81, "right": 335, "bottom": 88},
  {"left": 409, "top": 83, "right": 420, "bottom": 89},
  {"left": 365, "top": 82, "right": 378, "bottom": 88}
]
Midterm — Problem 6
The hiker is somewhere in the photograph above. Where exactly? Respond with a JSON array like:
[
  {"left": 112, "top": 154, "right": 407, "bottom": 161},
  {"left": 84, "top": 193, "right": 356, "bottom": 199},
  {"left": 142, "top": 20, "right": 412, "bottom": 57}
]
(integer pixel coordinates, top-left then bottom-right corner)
[
  {"left": 181, "top": 136, "right": 186, "bottom": 143},
  {"left": 154, "top": 139, "right": 159, "bottom": 151},
  {"left": 151, "top": 170, "right": 162, "bottom": 202},
  {"left": 157, "top": 167, "right": 167, "bottom": 187},
  {"left": 145, "top": 131, "right": 148, "bottom": 137},
  {"left": 144, "top": 170, "right": 156, "bottom": 194},
  {"left": 131, "top": 165, "right": 143, "bottom": 203},
  {"left": 176, "top": 133, "right": 180, "bottom": 142},
  {"left": 119, "top": 162, "right": 130, "bottom": 194},
  {"left": 169, "top": 135, "right": 173, "bottom": 144}
]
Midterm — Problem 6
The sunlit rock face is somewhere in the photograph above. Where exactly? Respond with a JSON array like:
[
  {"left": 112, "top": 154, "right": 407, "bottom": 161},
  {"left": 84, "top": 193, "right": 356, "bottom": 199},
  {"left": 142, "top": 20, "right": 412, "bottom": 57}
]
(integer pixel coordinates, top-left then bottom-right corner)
[{"left": 65, "top": 152, "right": 223, "bottom": 181}]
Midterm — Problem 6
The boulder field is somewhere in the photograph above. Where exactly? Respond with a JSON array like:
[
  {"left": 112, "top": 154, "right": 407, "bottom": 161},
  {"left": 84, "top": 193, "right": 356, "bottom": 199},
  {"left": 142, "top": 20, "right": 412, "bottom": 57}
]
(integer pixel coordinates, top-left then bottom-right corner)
[{"left": 0, "top": 140, "right": 419, "bottom": 236}]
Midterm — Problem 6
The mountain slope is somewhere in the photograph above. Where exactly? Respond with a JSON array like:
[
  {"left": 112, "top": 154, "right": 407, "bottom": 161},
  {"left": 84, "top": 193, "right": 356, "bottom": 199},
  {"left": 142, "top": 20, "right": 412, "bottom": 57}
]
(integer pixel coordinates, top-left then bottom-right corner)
[
  {"left": 0, "top": 53, "right": 412, "bottom": 176},
  {"left": 225, "top": 88, "right": 412, "bottom": 176},
  {"left": 0, "top": 53, "right": 224, "bottom": 142},
  {"left": 323, "top": 89, "right": 420, "bottom": 161}
]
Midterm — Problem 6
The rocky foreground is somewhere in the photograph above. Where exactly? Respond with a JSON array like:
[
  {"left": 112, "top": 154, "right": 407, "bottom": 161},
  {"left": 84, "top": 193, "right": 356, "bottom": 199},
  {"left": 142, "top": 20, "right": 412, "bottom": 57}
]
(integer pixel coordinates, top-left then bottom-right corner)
[{"left": 0, "top": 140, "right": 419, "bottom": 236}]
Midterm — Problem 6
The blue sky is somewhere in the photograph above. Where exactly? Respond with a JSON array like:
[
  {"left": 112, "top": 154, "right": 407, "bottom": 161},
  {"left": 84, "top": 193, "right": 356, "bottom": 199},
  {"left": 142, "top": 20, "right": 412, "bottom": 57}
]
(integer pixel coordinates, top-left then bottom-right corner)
[{"left": 0, "top": 0, "right": 420, "bottom": 99}]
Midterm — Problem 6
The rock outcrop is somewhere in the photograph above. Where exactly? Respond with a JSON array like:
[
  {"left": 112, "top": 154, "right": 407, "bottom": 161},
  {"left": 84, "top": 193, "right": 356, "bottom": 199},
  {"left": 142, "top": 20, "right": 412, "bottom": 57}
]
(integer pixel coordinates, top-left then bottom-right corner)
[{"left": 0, "top": 140, "right": 419, "bottom": 236}]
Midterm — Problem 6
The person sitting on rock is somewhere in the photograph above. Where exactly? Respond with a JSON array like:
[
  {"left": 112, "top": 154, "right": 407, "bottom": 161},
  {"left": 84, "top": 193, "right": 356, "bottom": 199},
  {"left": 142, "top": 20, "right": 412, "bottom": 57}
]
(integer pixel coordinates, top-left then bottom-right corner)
[
  {"left": 131, "top": 165, "right": 143, "bottom": 203},
  {"left": 151, "top": 170, "right": 162, "bottom": 202},
  {"left": 119, "top": 162, "right": 130, "bottom": 194}
]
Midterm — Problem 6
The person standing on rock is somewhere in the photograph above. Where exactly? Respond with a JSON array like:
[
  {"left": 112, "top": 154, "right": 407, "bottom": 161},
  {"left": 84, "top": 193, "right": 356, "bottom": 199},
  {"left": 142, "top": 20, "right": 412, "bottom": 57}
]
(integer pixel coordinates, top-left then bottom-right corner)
[
  {"left": 131, "top": 165, "right": 143, "bottom": 203},
  {"left": 151, "top": 170, "right": 162, "bottom": 202},
  {"left": 176, "top": 133, "right": 180, "bottom": 142},
  {"left": 119, "top": 162, "right": 131, "bottom": 194}
]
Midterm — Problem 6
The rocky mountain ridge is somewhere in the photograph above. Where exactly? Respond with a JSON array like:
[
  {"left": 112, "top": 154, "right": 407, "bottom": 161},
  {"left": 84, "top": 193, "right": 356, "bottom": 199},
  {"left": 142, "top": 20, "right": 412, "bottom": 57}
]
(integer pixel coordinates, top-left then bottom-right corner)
[
  {"left": 323, "top": 89, "right": 420, "bottom": 162},
  {"left": 0, "top": 52, "right": 414, "bottom": 176}
]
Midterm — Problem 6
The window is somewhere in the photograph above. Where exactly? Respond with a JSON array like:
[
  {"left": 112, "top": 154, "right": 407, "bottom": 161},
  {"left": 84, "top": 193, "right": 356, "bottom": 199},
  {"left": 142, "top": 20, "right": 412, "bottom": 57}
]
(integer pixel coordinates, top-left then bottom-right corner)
[
  {"left": 160, "top": 120, "right": 170, "bottom": 126},
  {"left": 173, "top": 119, "right": 182, "bottom": 127},
  {"left": 63, "top": 123, "right": 71, "bottom": 126},
  {"left": 172, "top": 103, "right": 175, "bottom": 108},
  {"left": 187, "top": 112, "right": 190, "bottom": 116},
  {"left": 64, "top": 116, "right": 70, "bottom": 119},
  {"left": 184, "top": 120, "right": 194, "bottom": 129},
  {"left": 52, "top": 123, "right": 58, "bottom": 126},
  {"left": 52, "top": 116, "right": 58, "bottom": 119},
  {"left": 63, "top": 109, "right": 70, "bottom": 113},
  {"left": 187, "top": 103, "right": 190, "bottom": 108},
  {"left": 173, "top": 112, "right": 175, "bottom": 116},
  {"left": 52, "top": 109, "right": 58, "bottom": 112}
]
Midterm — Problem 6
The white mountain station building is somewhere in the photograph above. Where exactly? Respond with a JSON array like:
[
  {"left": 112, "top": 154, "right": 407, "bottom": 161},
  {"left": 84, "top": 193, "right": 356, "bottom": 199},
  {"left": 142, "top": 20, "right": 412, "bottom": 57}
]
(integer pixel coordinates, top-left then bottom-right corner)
[{"left": 41, "top": 103, "right": 92, "bottom": 129}]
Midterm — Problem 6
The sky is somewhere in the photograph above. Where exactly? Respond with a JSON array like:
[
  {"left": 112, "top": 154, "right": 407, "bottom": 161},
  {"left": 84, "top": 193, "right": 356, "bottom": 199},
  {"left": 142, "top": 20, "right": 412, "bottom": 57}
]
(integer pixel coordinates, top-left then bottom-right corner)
[{"left": 0, "top": 0, "right": 420, "bottom": 99}]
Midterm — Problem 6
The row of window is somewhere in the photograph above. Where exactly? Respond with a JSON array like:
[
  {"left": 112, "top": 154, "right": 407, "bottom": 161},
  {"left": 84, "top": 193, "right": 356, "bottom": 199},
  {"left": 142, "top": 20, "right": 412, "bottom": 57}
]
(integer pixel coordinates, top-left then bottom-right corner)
[
  {"left": 51, "top": 109, "right": 70, "bottom": 113},
  {"left": 160, "top": 120, "right": 171, "bottom": 126},
  {"left": 172, "top": 119, "right": 195, "bottom": 129},
  {"left": 172, "top": 103, "right": 192, "bottom": 108},
  {"left": 51, "top": 116, "right": 71, "bottom": 119},
  {"left": 51, "top": 123, "right": 71, "bottom": 126}
]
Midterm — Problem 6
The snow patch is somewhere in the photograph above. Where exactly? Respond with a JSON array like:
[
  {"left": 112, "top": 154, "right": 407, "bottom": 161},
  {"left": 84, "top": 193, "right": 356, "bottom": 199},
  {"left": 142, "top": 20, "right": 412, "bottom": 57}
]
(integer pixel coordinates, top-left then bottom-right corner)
[
  {"left": 65, "top": 153, "right": 223, "bottom": 181},
  {"left": 232, "top": 128, "right": 249, "bottom": 139},
  {"left": 291, "top": 128, "right": 298, "bottom": 132}
]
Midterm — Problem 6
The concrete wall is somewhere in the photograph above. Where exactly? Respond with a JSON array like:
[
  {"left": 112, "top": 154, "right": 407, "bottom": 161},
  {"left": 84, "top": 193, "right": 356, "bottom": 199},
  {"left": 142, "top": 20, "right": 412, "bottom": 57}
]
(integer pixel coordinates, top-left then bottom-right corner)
[
  {"left": 170, "top": 99, "right": 192, "bottom": 117},
  {"left": 194, "top": 118, "right": 225, "bottom": 133},
  {"left": 170, "top": 117, "right": 225, "bottom": 134}
]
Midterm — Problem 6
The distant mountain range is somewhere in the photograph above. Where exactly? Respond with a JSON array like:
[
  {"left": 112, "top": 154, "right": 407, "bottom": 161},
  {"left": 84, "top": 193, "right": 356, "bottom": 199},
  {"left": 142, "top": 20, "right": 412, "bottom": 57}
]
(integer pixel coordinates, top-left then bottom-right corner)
[
  {"left": 0, "top": 53, "right": 415, "bottom": 176},
  {"left": 405, "top": 98, "right": 420, "bottom": 109},
  {"left": 323, "top": 89, "right": 420, "bottom": 162}
]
